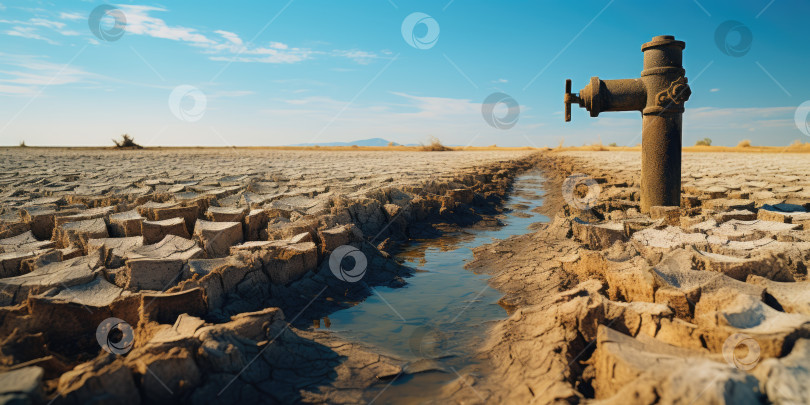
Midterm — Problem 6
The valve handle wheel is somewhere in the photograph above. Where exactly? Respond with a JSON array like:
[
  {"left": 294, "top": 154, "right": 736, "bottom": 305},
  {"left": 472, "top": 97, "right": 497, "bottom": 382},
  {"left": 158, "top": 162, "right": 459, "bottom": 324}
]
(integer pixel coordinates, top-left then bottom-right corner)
[{"left": 564, "top": 79, "right": 581, "bottom": 122}]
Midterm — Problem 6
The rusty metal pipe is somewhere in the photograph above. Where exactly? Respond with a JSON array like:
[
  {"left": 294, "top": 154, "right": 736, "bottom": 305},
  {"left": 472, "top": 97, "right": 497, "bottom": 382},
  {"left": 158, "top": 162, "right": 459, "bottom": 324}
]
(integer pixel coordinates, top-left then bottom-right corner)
[{"left": 564, "top": 35, "right": 691, "bottom": 213}]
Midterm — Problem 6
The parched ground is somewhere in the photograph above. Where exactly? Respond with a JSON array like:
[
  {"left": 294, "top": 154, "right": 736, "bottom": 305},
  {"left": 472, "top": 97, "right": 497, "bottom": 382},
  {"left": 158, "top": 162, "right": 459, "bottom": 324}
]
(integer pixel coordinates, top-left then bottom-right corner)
[
  {"left": 457, "top": 150, "right": 810, "bottom": 404},
  {"left": 0, "top": 148, "right": 541, "bottom": 404},
  {"left": 3, "top": 148, "right": 809, "bottom": 404}
]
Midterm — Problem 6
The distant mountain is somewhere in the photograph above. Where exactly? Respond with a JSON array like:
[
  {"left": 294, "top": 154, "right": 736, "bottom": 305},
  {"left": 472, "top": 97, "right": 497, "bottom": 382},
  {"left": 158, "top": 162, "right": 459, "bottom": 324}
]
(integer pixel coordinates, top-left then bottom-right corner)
[{"left": 290, "top": 138, "right": 398, "bottom": 147}]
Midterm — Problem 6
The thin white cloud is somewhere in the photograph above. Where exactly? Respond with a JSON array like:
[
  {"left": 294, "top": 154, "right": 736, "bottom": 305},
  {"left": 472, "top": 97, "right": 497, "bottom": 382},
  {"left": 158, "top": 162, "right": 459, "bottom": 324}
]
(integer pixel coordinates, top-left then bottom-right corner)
[
  {"left": 118, "top": 5, "right": 213, "bottom": 45},
  {"left": 113, "top": 5, "right": 382, "bottom": 65},
  {"left": 0, "top": 83, "right": 35, "bottom": 95},
  {"left": 29, "top": 18, "right": 65, "bottom": 30},
  {"left": 58, "top": 12, "right": 84, "bottom": 21},
  {"left": 1, "top": 17, "right": 81, "bottom": 41},
  {"left": 0, "top": 53, "right": 91, "bottom": 94},
  {"left": 214, "top": 30, "right": 242, "bottom": 46},
  {"left": 5, "top": 26, "right": 58, "bottom": 45},
  {"left": 710, "top": 88, "right": 719, "bottom": 92},
  {"left": 331, "top": 49, "right": 381, "bottom": 65}
]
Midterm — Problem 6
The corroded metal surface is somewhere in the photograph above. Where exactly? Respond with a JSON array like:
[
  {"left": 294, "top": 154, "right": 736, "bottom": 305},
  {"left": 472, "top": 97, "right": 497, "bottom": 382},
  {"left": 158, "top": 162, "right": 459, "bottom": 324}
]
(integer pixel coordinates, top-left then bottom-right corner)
[{"left": 564, "top": 35, "right": 691, "bottom": 213}]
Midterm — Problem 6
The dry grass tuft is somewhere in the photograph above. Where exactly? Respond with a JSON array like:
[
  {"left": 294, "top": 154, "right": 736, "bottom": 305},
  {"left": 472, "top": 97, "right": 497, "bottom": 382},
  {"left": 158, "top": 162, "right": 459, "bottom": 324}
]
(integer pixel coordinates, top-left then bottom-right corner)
[
  {"left": 587, "top": 142, "right": 608, "bottom": 151},
  {"left": 420, "top": 136, "right": 453, "bottom": 151}
]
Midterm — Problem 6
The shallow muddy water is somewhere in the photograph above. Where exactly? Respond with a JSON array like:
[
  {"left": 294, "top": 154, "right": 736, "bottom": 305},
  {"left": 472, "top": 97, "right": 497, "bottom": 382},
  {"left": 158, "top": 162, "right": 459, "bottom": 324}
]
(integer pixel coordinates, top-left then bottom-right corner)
[{"left": 319, "top": 172, "right": 547, "bottom": 402}]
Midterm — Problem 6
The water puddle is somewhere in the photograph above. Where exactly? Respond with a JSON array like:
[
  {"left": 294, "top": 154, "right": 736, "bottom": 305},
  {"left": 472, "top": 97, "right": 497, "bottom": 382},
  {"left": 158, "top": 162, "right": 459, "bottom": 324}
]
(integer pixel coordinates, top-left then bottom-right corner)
[{"left": 318, "top": 171, "right": 547, "bottom": 402}]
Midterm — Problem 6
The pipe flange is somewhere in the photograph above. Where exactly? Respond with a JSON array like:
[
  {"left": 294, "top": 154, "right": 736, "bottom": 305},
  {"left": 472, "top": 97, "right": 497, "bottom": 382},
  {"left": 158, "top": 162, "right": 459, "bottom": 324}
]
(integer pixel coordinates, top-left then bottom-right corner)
[{"left": 579, "top": 76, "right": 603, "bottom": 117}]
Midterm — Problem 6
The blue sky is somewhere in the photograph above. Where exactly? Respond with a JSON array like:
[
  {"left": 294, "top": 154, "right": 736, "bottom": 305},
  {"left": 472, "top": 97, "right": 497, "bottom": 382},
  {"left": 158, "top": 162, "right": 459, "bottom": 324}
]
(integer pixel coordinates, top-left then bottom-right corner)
[{"left": 1, "top": 0, "right": 809, "bottom": 147}]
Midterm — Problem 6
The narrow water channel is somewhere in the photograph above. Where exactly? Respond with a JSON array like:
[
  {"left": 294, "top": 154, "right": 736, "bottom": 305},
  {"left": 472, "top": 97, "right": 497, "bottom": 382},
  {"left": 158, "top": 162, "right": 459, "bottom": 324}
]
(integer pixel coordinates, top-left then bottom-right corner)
[{"left": 321, "top": 171, "right": 547, "bottom": 402}]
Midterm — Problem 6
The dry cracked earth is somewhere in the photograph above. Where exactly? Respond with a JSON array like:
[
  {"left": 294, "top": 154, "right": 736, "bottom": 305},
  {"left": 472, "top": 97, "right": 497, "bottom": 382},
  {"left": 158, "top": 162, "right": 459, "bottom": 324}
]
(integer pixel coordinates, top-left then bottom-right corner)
[
  {"left": 1, "top": 148, "right": 809, "bottom": 404},
  {"left": 0, "top": 148, "right": 538, "bottom": 404},
  {"left": 459, "top": 151, "right": 810, "bottom": 404}
]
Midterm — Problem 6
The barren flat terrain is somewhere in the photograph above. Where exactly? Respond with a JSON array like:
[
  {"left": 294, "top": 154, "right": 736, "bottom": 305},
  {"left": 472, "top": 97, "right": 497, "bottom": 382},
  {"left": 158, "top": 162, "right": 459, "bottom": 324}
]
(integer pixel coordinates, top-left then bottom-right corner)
[
  {"left": 1, "top": 148, "right": 809, "bottom": 404},
  {"left": 0, "top": 148, "right": 534, "bottom": 220},
  {"left": 0, "top": 148, "right": 539, "bottom": 404}
]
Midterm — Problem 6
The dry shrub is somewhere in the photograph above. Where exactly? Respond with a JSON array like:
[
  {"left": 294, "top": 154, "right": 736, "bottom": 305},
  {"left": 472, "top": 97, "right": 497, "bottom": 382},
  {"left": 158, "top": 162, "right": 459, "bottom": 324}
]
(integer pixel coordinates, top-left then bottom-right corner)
[
  {"left": 695, "top": 138, "right": 712, "bottom": 146},
  {"left": 737, "top": 139, "right": 752, "bottom": 147},
  {"left": 786, "top": 139, "right": 810, "bottom": 151},
  {"left": 420, "top": 136, "right": 453, "bottom": 151},
  {"left": 113, "top": 134, "right": 143, "bottom": 149}
]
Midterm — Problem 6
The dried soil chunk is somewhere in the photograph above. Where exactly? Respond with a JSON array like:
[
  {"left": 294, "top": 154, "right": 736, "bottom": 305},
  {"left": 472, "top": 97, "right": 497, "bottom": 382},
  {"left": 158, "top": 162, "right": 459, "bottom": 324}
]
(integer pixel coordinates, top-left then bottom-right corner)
[
  {"left": 123, "top": 235, "right": 202, "bottom": 291},
  {"left": 108, "top": 210, "right": 145, "bottom": 237},
  {"left": 54, "top": 218, "right": 108, "bottom": 251},
  {"left": 240, "top": 240, "right": 319, "bottom": 285},
  {"left": 136, "top": 201, "right": 178, "bottom": 220},
  {"left": 593, "top": 326, "right": 760, "bottom": 403},
  {"left": 193, "top": 220, "right": 243, "bottom": 258},
  {"left": 0, "top": 366, "right": 44, "bottom": 404},
  {"left": 57, "top": 355, "right": 139, "bottom": 405},
  {"left": 206, "top": 206, "right": 248, "bottom": 223},
  {"left": 19, "top": 207, "right": 56, "bottom": 240},
  {"left": 692, "top": 249, "right": 791, "bottom": 281},
  {"left": 747, "top": 276, "right": 810, "bottom": 315},
  {"left": 0, "top": 231, "right": 54, "bottom": 253},
  {"left": 650, "top": 206, "right": 680, "bottom": 226},
  {"left": 0, "top": 254, "right": 102, "bottom": 306},
  {"left": 140, "top": 287, "right": 207, "bottom": 324},
  {"left": 571, "top": 219, "right": 625, "bottom": 250},
  {"left": 87, "top": 236, "right": 144, "bottom": 269},
  {"left": 141, "top": 217, "right": 190, "bottom": 245},
  {"left": 751, "top": 339, "right": 810, "bottom": 404},
  {"left": 153, "top": 204, "right": 198, "bottom": 234},
  {"left": 702, "top": 294, "right": 810, "bottom": 358},
  {"left": 243, "top": 209, "right": 268, "bottom": 241}
]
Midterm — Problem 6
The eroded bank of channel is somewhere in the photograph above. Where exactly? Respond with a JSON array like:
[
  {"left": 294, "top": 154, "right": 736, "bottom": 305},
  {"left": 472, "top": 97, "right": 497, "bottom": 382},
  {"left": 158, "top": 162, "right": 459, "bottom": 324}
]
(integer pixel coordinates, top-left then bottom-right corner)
[{"left": 313, "top": 171, "right": 548, "bottom": 402}]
